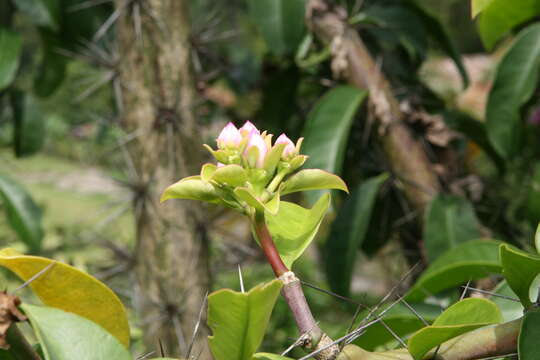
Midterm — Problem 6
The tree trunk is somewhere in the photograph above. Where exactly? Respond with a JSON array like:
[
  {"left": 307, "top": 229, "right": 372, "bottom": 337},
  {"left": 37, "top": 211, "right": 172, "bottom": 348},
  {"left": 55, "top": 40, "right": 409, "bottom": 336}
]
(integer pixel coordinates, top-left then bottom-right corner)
[{"left": 115, "top": 0, "right": 210, "bottom": 357}]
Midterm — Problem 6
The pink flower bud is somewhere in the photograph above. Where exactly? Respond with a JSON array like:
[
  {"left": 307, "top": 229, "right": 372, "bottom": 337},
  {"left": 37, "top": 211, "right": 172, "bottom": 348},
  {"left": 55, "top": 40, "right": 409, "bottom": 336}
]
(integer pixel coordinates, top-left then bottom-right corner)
[
  {"left": 244, "top": 131, "right": 268, "bottom": 167},
  {"left": 217, "top": 162, "right": 225, "bottom": 168},
  {"left": 216, "top": 122, "right": 242, "bottom": 149},
  {"left": 239, "top": 121, "right": 260, "bottom": 136},
  {"left": 275, "top": 133, "right": 296, "bottom": 158}
]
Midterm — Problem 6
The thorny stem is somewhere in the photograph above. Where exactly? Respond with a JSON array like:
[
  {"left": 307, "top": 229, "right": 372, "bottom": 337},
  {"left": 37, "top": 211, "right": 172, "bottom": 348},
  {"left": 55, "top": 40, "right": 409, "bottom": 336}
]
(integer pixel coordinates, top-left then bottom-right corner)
[{"left": 253, "top": 213, "right": 339, "bottom": 359}]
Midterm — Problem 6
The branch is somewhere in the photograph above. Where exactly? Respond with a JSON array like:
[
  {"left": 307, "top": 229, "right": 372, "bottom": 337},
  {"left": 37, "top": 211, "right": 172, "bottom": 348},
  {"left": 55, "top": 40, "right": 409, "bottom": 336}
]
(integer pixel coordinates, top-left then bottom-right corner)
[{"left": 306, "top": 0, "right": 440, "bottom": 213}]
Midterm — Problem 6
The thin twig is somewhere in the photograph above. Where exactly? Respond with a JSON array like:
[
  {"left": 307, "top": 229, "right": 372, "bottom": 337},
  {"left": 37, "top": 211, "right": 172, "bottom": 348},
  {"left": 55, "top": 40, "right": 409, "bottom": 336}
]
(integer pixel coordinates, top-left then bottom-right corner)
[{"left": 461, "top": 286, "right": 521, "bottom": 302}]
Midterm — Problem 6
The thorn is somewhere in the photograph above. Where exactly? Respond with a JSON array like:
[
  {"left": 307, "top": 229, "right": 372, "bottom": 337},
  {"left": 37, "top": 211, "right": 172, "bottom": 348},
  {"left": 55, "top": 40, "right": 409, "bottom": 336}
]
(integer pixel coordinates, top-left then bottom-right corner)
[
  {"left": 136, "top": 351, "right": 155, "bottom": 360},
  {"left": 461, "top": 286, "right": 521, "bottom": 302},
  {"left": 238, "top": 265, "right": 245, "bottom": 293},
  {"left": 399, "top": 297, "right": 429, "bottom": 326},
  {"left": 380, "top": 320, "right": 407, "bottom": 348},
  {"left": 460, "top": 279, "right": 471, "bottom": 301},
  {"left": 185, "top": 292, "right": 208, "bottom": 359},
  {"left": 158, "top": 338, "right": 165, "bottom": 357},
  {"left": 301, "top": 280, "right": 364, "bottom": 305},
  {"left": 14, "top": 262, "right": 56, "bottom": 292}
]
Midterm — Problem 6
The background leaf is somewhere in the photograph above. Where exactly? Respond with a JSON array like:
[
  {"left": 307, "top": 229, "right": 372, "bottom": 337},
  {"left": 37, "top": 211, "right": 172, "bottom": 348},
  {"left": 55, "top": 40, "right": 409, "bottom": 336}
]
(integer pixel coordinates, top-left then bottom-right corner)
[
  {"left": 486, "top": 23, "right": 540, "bottom": 158},
  {"left": 406, "top": 240, "right": 503, "bottom": 302},
  {"left": 10, "top": 91, "right": 46, "bottom": 157},
  {"left": 33, "top": 30, "right": 67, "bottom": 97},
  {"left": 324, "top": 174, "right": 388, "bottom": 296},
  {"left": 265, "top": 193, "right": 330, "bottom": 268},
  {"left": 489, "top": 281, "right": 523, "bottom": 322},
  {"left": 253, "top": 353, "right": 293, "bottom": 360},
  {"left": 22, "top": 304, "right": 131, "bottom": 360},
  {"left": 500, "top": 244, "right": 540, "bottom": 308},
  {"left": 0, "top": 29, "right": 22, "bottom": 91},
  {"left": 208, "top": 280, "right": 282, "bottom": 360},
  {"left": 518, "top": 308, "right": 540, "bottom": 360},
  {"left": 12, "top": 0, "right": 60, "bottom": 31},
  {"left": 423, "top": 194, "right": 481, "bottom": 263},
  {"left": 408, "top": 298, "right": 502, "bottom": 360},
  {"left": 246, "top": 0, "right": 306, "bottom": 55},
  {"left": 471, "top": 0, "right": 494, "bottom": 17},
  {"left": 0, "top": 248, "right": 130, "bottom": 347},
  {"left": 301, "top": 86, "right": 366, "bottom": 204},
  {"left": 477, "top": 0, "right": 540, "bottom": 49},
  {"left": 0, "top": 174, "right": 43, "bottom": 252}
]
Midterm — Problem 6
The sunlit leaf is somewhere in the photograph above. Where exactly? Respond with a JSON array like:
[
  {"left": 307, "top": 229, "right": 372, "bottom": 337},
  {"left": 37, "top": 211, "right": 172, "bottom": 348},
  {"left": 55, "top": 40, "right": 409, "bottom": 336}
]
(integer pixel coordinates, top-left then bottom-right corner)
[
  {"left": 208, "top": 280, "right": 282, "bottom": 360},
  {"left": 253, "top": 353, "right": 293, "bottom": 360},
  {"left": 22, "top": 304, "right": 131, "bottom": 360},
  {"left": 406, "top": 240, "right": 503, "bottom": 302},
  {"left": 281, "top": 169, "right": 348, "bottom": 195},
  {"left": 161, "top": 176, "right": 220, "bottom": 203},
  {"left": 0, "top": 248, "right": 130, "bottom": 347},
  {"left": 486, "top": 23, "right": 540, "bottom": 158},
  {"left": 471, "top": 0, "right": 494, "bottom": 17},
  {"left": 0, "top": 174, "right": 43, "bottom": 252},
  {"left": 408, "top": 298, "right": 502, "bottom": 360},
  {"left": 265, "top": 194, "right": 330, "bottom": 268}
]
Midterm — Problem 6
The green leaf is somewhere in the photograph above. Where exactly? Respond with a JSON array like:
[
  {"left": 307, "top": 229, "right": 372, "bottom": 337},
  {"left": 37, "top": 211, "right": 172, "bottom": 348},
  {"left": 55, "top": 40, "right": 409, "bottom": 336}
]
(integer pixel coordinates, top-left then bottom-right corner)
[
  {"left": 324, "top": 174, "right": 387, "bottom": 296},
  {"left": 408, "top": 298, "right": 502, "bottom": 360},
  {"left": 33, "top": 31, "right": 67, "bottom": 97},
  {"left": 500, "top": 244, "right": 540, "bottom": 308},
  {"left": 208, "top": 280, "right": 282, "bottom": 360},
  {"left": 161, "top": 176, "right": 220, "bottom": 203},
  {"left": 423, "top": 194, "right": 481, "bottom": 263},
  {"left": 21, "top": 304, "right": 131, "bottom": 360},
  {"left": 246, "top": 0, "right": 306, "bottom": 55},
  {"left": 471, "top": 0, "right": 495, "bottom": 17},
  {"left": 526, "top": 165, "right": 540, "bottom": 224},
  {"left": 253, "top": 353, "right": 293, "bottom": 360},
  {"left": 489, "top": 281, "right": 523, "bottom": 322},
  {"left": 10, "top": 91, "right": 46, "bottom": 157},
  {"left": 486, "top": 23, "right": 540, "bottom": 158},
  {"left": 12, "top": 0, "right": 60, "bottom": 31},
  {"left": 212, "top": 164, "right": 248, "bottom": 187},
  {"left": 201, "top": 163, "right": 217, "bottom": 181},
  {"left": 536, "top": 223, "right": 540, "bottom": 255},
  {"left": 0, "top": 174, "right": 43, "bottom": 252},
  {"left": 265, "top": 193, "right": 330, "bottom": 268},
  {"left": 406, "top": 240, "right": 503, "bottom": 302},
  {"left": 477, "top": 0, "right": 540, "bottom": 49},
  {"left": 302, "top": 86, "right": 366, "bottom": 204},
  {"left": 282, "top": 169, "right": 349, "bottom": 195},
  {"left": 353, "top": 303, "right": 441, "bottom": 351},
  {"left": 235, "top": 187, "right": 280, "bottom": 215},
  {"left": 0, "top": 248, "right": 130, "bottom": 347},
  {"left": 519, "top": 308, "right": 540, "bottom": 360},
  {"left": 0, "top": 30, "right": 22, "bottom": 91}
]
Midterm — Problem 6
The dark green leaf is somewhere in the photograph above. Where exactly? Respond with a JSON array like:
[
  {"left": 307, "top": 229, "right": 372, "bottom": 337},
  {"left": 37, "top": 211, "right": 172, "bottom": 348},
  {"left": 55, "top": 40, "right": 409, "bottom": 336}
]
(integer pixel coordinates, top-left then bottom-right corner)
[
  {"left": 302, "top": 86, "right": 366, "bottom": 204},
  {"left": 486, "top": 23, "right": 540, "bottom": 158},
  {"left": 208, "top": 280, "right": 282, "bottom": 360},
  {"left": 34, "top": 30, "right": 67, "bottom": 98},
  {"left": 423, "top": 194, "right": 481, "bottom": 263},
  {"left": 408, "top": 298, "right": 502, "bottom": 360},
  {"left": 518, "top": 308, "right": 540, "bottom": 360},
  {"left": 477, "top": 0, "right": 540, "bottom": 49},
  {"left": 324, "top": 174, "right": 388, "bottom": 296},
  {"left": 406, "top": 240, "right": 503, "bottom": 302},
  {"left": 265, "top": 193, "right": 330, "bottom": 268},
  {"left": 500, "top": 244, "right": 540, "bottom": 308},
  {"left": 0, "top": 174, "right": 43, "bottom": 252},
  {"left": 247, "top": 0, "right": 306, "bottom": 55},
  {"left": 10, "top": 91, "right": 46, "bottom": 157},
  {"left": 22, "top": 304, "right": 131, "bottom": 360},
  {"left": 12, "top": 0, "right": 60, "bottom": 31},
  {"left": 0, "top": 30, "right": 22, "bottom": 91},
  {"left": 526, "top": 164, "right": 540, "bottom": 224}
]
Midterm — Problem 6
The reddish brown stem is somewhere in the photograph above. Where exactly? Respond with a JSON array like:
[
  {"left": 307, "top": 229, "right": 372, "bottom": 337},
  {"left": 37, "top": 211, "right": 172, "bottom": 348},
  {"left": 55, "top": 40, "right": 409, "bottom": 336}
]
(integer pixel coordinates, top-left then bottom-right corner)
[{"left": 253, "top": 214, "right": 289, "bottom": 277}]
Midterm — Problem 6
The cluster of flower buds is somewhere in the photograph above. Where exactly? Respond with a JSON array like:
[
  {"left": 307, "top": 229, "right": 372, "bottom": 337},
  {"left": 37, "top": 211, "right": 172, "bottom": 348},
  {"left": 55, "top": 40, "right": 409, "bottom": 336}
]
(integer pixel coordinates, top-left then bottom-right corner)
[{"left": 161, "top": 121, "right": 347, "bottom": 217}]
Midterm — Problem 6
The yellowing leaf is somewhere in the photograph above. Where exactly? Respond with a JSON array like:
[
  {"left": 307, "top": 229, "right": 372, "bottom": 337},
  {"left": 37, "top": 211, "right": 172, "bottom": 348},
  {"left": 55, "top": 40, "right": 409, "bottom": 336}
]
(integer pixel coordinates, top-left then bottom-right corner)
[{"left": 0, "top": 248, "right": 130, "bottom": 347}]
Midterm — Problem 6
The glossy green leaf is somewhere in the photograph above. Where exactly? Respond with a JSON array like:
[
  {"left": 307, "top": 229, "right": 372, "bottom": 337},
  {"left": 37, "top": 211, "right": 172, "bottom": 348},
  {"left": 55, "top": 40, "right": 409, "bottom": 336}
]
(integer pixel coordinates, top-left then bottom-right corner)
[
  {"left": 535, "top": 223, "right": 540, "bottom": 255},
  {"left": 518, "top": 308, "right": 540, "bottom": 360},
  {"left": 253, "top": 354, "right": 293, "bottom": 360},
  {"left": 408, "top": 298, "right": 502, "bottom": 360},
  {"left": 212, "top": 164, "right": 248, "bottom": 187},
  {"left": 500, "top": 244, "right": 540, "bottom": 308},
  {"left": 161, "top": 176, "right": 220, "bottom": 203},
  {"left": 486, "top": 23, "right": 540, "bottom": 158},
  {"left": 471, "top": 0, "right": 494, "bottom": 17},
  {"left": 477, "top": 0, "right": 540, "bottom": 49},
  {"left": 0, "top": 174, "right": 43, "bottom": 252},
  {"left": 10, "top": 91, "right": 46, "bottom": 157},
  {"left": 353, "top": 303, "right": 440, "bottom": 351},
  {"left": 423, "top": 194, "right": 481, "bottom": 263},
  {"left": 12, "top": 0, "right": 60, "bottom": 30},
  {"left": 325, "top": 174, "right": 387, "bottom": 296},
  {"left": 0, "top": 30, "right": 22, "bottom": 91},
  {"left": 22, "top": 304, "right": 131, "bottom": 360},
  {"left": 265, "top": 193, "right": 330, "bottom": 268},
  {"left": 208, "top": 280, "right": 282, "bottom": 360},
  {"left": 0, "top": 248, "right": 130, "bottom": 347},
  {"left": 302, "top": 87, "right": 366, "bottom": 204},
  {"left": 406, "top": 240, "right": 503, "bottom": 302},
  {"left": 247, "top": 0, "right": 306, "bottom": 55},
  {"left": 489, "top": 281, "right": 523, "bottom": 322},
  {"left": 282, "top": 169, "right": 348, "bottom": 195}
]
